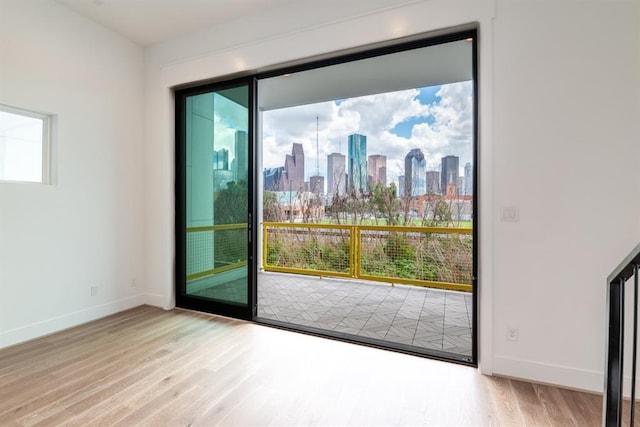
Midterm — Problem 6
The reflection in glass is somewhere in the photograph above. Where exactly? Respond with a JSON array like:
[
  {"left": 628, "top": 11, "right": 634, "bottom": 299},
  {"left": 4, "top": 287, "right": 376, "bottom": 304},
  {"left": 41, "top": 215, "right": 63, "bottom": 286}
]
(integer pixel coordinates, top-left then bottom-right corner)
[{"left": 184, "top": 86, "right": 249, "bottom": 306}]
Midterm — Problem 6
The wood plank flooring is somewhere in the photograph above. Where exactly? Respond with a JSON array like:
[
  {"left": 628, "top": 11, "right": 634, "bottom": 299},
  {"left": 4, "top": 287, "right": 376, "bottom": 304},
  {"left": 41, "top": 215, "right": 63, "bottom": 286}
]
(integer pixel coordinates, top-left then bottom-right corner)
[{"left": 0, "top": 305, "right": 620, "bottom": 426}]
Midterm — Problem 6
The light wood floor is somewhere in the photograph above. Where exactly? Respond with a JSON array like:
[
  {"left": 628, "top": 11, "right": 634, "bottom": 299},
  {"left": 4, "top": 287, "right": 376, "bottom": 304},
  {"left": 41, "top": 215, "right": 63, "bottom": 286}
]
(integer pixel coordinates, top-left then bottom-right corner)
[{"left": 0, "top": 305, "right": 620, "bottom": 426}]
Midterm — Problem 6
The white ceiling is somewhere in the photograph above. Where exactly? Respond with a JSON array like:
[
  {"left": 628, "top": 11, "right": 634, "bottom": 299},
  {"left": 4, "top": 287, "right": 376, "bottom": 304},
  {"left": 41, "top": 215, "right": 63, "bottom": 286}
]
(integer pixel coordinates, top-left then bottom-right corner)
[
  {"left": 55, "top": 0, "right": 474, "bottom": 112},
  {"left": 56, "top": 0, "right": 295, "bottom": 46}
]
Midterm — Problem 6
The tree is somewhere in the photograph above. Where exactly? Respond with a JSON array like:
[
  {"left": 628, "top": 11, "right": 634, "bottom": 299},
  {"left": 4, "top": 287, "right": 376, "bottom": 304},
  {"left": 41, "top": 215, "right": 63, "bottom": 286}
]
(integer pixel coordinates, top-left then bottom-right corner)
[
  {"left": 263, "top": 191, "right": 283, "bottom": 222},
  {"left": 301, "top": 192, "right": 323, "bottom": 223},
  {"left": 213, "top": 180, "right": 247, "bottom": 267},
  {"left": 214, "top": 180, "right": 247, "bottom": 224},
  {"left": 370, "top": 183, "right": 401, "bottom": 226},
  {"left": 420, "top": 195, "right": 453, "bottom": 226}
]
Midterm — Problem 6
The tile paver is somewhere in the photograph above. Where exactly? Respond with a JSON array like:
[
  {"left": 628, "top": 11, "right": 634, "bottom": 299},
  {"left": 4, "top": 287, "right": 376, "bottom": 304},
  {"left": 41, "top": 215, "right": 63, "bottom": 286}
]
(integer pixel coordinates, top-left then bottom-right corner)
[{"left": 257, "top": 271, "right": 473, "bottom": 358}]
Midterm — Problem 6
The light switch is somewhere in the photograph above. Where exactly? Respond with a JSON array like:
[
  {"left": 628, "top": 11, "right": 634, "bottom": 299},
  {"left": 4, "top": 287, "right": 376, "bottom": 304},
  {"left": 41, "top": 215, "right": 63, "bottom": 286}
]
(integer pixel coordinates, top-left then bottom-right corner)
[{"left": 501, "top": 206, "right": 519, "bottom": 222}]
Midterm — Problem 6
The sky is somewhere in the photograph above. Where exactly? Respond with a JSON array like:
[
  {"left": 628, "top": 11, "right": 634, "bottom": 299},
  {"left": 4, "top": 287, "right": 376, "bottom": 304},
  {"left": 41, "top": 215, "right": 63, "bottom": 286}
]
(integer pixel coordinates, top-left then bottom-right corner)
[
  {"left": 261, "top": 80, "right": 474, "bottom": 185},
  {"left": 0, "top": 110, "right": 43, "bottom": 182}
]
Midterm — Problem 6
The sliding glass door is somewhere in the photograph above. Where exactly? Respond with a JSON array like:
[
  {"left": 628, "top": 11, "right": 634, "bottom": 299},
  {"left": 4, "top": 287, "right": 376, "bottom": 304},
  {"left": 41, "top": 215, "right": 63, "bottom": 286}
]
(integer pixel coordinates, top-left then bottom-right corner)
[
  {"left": 256, "top": 31, "right": 478, "bottom": 363},
  {"left": 174, "top": 30, "right": 477, "bottom": 365},
  {"left": 175, "top": 78, "right": 256, "bottom": 319}
]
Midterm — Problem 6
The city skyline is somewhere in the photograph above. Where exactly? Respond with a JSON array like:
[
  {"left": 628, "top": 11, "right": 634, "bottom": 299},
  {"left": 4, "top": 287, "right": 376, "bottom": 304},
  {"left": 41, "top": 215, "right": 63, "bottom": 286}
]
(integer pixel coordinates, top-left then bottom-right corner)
[
  {"left": 262, "top": 81, "right": 473, "bottom": 184},
  {"left": 263, "top": 141, "right": 470, "bottom": 197}
]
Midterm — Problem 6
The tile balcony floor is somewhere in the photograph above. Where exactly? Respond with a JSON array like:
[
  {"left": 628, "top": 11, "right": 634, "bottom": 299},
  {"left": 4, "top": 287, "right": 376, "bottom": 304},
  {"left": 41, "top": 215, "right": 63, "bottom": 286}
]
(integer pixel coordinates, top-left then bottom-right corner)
[{"left": 257, "top": 271, "right": 473, "bottom": 358}]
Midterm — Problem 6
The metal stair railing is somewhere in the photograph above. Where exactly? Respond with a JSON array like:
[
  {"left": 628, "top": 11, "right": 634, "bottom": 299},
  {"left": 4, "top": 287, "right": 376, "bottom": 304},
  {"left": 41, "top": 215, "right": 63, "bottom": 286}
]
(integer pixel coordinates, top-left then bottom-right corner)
[{"left": 604, "top": 242, "right": 640, "bottom": 426}]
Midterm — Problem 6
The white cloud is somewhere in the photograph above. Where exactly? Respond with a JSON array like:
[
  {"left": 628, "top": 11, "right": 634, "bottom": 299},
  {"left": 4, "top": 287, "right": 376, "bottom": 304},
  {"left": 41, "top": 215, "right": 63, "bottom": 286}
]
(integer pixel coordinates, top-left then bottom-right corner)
[{"left": 262, "top": 81, "right": 474, "bottom": 183}]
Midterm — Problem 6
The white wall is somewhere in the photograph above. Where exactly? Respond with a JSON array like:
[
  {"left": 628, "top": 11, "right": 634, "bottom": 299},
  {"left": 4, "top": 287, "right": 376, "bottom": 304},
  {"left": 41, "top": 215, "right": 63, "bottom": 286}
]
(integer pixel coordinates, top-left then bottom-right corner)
[
  {"left": 1, "top": 0, "right": 635, "bottom": 394},
  {"left": 491, "top": 0, "right": 640, "bottom": 391},
  {"left": 0, "top": 0, "right": 146, "bottom": 348},
  {"left": 144, "top": 0, "right": 640, "bottom": 392}
]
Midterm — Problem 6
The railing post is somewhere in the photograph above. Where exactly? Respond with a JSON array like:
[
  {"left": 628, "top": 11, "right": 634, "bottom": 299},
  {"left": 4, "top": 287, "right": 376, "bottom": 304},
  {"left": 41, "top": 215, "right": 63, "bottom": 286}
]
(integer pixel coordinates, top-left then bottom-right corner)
[
  {"left": 262, "top": 223, "right": 267, "bottom": 270},
  {"left": 603, "top": 243, "right": 640, "bottom": 427},
  {"left": 350, "top": 225, "right": 358, "bottom": 278},
  {"left": 604, "top": 277, "right": 625, "bottom": 427},
  {"left": 631, "top": 264, "right": 639, "bottom": 426}
]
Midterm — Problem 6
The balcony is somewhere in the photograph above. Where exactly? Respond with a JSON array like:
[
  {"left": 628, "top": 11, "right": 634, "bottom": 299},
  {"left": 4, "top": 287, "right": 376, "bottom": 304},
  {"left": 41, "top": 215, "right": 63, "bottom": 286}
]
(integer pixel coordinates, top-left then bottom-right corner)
[
  {"left": 258, "top": 271, "right": 472, "bottom": 358},
  {"left": 259, "top": 222, "right": 474, "bottom": 360}
]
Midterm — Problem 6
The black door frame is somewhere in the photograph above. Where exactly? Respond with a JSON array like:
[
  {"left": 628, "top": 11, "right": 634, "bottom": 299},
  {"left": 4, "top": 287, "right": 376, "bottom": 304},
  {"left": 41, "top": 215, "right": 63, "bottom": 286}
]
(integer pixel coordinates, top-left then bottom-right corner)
[
  {"left": 174, "top": 76, "right": 258, "bottom": 321},
  {"left": 174, "top": 29, "right": 478, "bottom": 364}
]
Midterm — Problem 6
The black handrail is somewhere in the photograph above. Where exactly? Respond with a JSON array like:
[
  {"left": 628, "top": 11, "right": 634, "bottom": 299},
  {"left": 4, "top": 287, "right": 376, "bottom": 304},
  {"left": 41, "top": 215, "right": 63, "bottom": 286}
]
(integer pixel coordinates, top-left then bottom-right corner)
[{"left": 604, "top": 242, "right": 640, "bottom": 427}]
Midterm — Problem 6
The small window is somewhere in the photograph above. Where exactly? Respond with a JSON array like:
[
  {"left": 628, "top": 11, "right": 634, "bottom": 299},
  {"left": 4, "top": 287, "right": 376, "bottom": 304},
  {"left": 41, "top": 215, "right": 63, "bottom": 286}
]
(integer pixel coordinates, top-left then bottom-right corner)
[{"left": 0, "top": 104, "right": 52, "bottom": 184}]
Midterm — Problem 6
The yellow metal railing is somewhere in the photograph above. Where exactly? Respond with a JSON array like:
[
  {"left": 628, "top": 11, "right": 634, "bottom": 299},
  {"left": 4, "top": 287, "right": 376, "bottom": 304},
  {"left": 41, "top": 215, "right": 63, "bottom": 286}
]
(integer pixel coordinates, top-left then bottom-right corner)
[
  {"left": 262, "top": 222, "right": 355, "bottom": 279},
  {"left": 187, "top": 223, "right": 247, "bottom": 281},
  {"left": 262, "top": 222, "right": 473, "bottom": 292}
]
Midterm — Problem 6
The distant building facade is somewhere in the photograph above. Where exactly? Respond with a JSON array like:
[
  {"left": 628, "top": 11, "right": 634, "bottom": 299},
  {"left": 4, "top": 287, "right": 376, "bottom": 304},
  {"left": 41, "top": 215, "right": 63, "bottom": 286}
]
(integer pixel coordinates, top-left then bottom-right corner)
[
  {"left": 213, "top": 148, "right": 229, "bottom": 170},
  {"left": 348, "top": 134, "right": 367, "bottom": 193},
  {"left": 426, "top": 170, "right": 440, "bottom": 194},
  {"left": 272, "top": 191, "right": 325, "bottom": 221},
  {"left": 464, "top": 162, "right": 473, "bottom": 195},
  {"left": 263, "top": 166, "right": 285, "bottom": 191},
  {"left": 441, "top": 155, "right": 459, "bottom": 196},
  {"left": 327, "top": 152, "right": 346, "bottom": 196},
  {"left": 233, "top": 131, "right": 248, "bottom": 182},
  {"left": 213, "top": 147, "right": 233, "bottom": 191},
  {"left": 309, "top": 175, "right": 325, "bottom": 195},
  {"left": 284, "top": 143, "right": 305, "bottom": 192},
  {"left": 367, "top": 154, "right": 387, "bottom": 187},
  {"left": 404, "top": 148, "right": 426, "bottom": 196}
]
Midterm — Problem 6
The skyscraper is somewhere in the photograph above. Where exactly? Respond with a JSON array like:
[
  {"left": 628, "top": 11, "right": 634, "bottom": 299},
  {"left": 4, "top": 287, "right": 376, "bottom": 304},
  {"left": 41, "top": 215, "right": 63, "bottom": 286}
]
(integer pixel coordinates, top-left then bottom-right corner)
[
  {"left": 309, "top": 175, "right": 325, "bottom": 195},
  {"left": 367, "top": 154, "right": 387, "bottom": 187},
  {"left": 441, "top": 155, "right": 459, "bottom": 196},
  {"left": 284, "top": 143, "right": 304, "bottom": 192},
  {"left": 213, "top": 148, "right": 233, "bottom": 191},
  {"left": 426, "top": 170, "right": 440, "bottom": 194},
  {"left": 233, "top": 130, "right": 248, "bottom": 182},
  {"left": 348, "top": 134, "right": 367, "bottom": 193},
  {"left": 263, "top": 166, "right": 285, "bottom": 191},
  {"left": 213, "top": 148, "right": 229, "bottom": 170},
  {"left": 464, "top": 162, "right": 473, "bottom": 196},
  {"left": 327, "top": 152, "right": 346, "bottom": 196},
  {"left": 404, "top": 148, "right": 426, "bottom": 196}
]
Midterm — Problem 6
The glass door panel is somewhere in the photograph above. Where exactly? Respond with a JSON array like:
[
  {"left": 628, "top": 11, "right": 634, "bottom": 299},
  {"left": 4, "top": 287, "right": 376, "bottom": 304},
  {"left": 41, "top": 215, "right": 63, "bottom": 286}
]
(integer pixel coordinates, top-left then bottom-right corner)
[{"left": 176, "top": 80, "right": 255, "bottom": 319}]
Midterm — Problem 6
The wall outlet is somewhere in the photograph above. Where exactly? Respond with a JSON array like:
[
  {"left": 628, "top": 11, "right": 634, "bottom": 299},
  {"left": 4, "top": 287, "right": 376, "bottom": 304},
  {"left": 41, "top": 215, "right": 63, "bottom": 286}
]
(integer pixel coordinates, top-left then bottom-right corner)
[
  {"left": 501, "top": 206, "right": 519, "bottom": 222},
  {"left": 131, "top": 278, "right": 137, "bottom": 288},
  {"left": 90, "top": 286, "right": 98, "bottom": 296},
  {"left": 507, "top": 327, "right": 519, "bottom": 342}
]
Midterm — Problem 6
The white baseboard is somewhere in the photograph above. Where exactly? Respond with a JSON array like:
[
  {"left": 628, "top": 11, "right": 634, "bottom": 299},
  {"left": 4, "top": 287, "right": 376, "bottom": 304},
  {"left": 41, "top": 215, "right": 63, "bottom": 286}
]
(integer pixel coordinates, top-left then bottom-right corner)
[
  {"left": 0, "top": 294, "right": 144, "bottom": 350},
  {"left": 144, "top": 292, "right": 173, "bottom": 309},
  {"left": 493, "top": 355, "right": 603, "bottom": 394}
]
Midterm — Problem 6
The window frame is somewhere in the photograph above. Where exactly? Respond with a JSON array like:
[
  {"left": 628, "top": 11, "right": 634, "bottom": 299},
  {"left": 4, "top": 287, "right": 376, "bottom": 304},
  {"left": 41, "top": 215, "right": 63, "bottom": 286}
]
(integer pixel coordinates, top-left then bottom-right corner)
[{"left": 0, "top": 103, "right": 52, "bottom": 184}]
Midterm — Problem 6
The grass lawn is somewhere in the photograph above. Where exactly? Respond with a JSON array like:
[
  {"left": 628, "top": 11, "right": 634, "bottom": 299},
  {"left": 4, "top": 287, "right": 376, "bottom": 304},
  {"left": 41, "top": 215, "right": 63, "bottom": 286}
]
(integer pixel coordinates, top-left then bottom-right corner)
[{"left": 318, "top": 217, "right": 473, "bottom": 228}]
